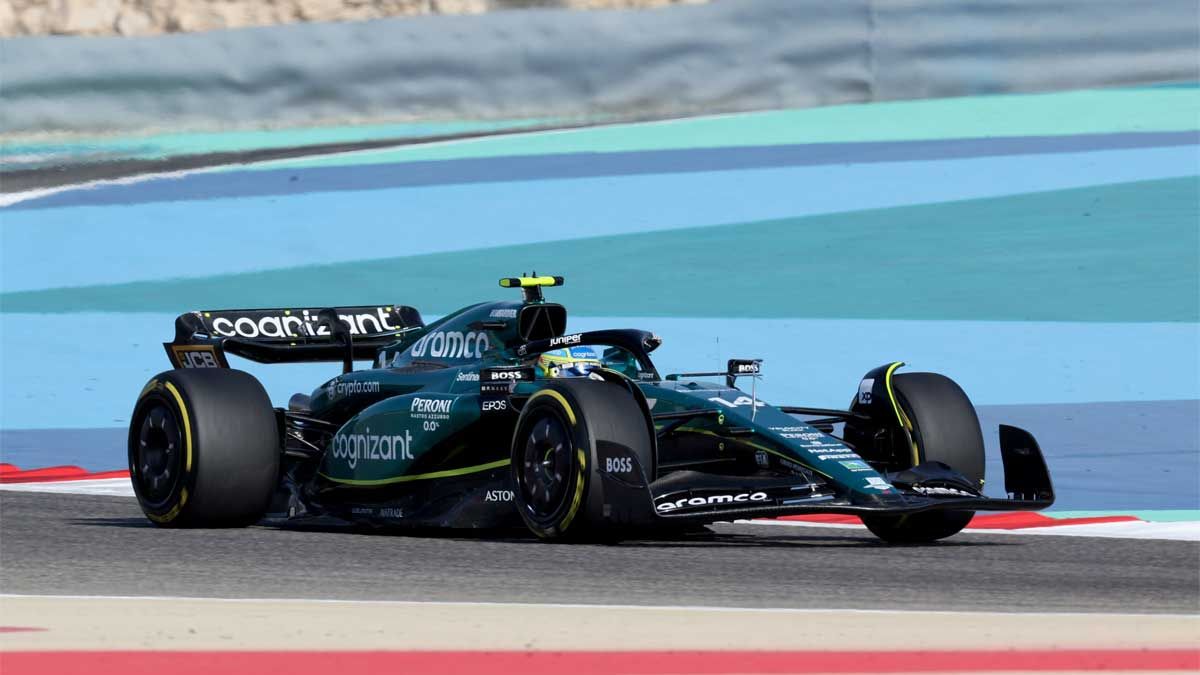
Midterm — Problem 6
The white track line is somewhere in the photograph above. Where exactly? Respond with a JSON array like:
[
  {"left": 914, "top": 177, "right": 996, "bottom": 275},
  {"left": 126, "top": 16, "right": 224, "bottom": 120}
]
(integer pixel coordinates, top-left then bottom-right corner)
[
  {"left": 0, "top": 166, "right": 204, "bottom": 207},
  {"left": 0, "top": 478, "right": 134, "bottom": 497},
  {"left": 4, "top": 593, "right": 1197, "bottom": 619}
]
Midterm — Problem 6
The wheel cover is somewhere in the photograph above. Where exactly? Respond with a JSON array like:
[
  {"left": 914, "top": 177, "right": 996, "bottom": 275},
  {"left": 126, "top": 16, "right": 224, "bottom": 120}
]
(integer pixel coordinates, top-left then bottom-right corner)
[
  {"left": 134, "top": 402, "right": 183, "bottom": 506},
  {"left": 519, "top": 412, "right": 574, "bottom": 520}
]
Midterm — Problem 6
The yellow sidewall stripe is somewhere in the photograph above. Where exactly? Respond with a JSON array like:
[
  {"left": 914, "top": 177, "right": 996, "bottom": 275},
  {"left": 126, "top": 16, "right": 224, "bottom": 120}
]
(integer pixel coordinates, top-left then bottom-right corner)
[
  {"left": 557, "top": 448, "right": 588, "bottom": 534},
  {"left": 883, "top": 362, "right": 920, "bottom": 467},
  {"left": 147, "top": 487, "right": 190, "bottom": 523},
  {"left": 526, "top": 387, "right": 584, "bottom": 535},
  {"left": 163, "top": 381, "right": 193, "bottom": 470},
  {"left": 528, "top": 389, "right": 577, "bottom": 425},
  {"left": 143, "top": 381, "right": 195, "bottom": 523}
]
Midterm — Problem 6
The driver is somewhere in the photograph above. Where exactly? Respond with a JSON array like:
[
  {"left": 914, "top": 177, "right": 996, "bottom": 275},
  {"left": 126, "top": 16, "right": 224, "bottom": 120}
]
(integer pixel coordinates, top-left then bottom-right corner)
[{"left": 536, "top": 346, "right": 602, "bottom": 378}]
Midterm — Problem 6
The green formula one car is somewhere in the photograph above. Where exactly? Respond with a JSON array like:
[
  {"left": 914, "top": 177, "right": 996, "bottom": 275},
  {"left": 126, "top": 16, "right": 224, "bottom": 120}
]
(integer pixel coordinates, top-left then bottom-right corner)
[{"left": 128, "top": 275, "right": 1053, "bottom": 542}]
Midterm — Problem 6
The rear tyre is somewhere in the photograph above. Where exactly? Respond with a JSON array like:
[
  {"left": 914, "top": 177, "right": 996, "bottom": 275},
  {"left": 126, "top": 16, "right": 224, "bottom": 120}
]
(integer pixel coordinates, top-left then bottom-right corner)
[
  {"left": 128, "top": 369, "right": 280, "bottom": 527},
  {"left": 862, "top": 372, "right": 984, "bottom": 543},
  {"left": 510, "top": 379, "right": 653, "bottom": 541}
]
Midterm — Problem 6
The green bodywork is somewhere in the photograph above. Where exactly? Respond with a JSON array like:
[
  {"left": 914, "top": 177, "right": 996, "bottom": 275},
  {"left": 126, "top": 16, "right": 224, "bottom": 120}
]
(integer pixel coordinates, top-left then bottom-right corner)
[{"left": 307, "top": 296, "right": 894, "bottom": 503}]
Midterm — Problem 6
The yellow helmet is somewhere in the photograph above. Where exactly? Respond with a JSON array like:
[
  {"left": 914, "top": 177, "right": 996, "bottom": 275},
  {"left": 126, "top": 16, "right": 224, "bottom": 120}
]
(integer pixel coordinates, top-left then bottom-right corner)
[{"left": 536, "top": 346, "right": 601, "bottom": 378}]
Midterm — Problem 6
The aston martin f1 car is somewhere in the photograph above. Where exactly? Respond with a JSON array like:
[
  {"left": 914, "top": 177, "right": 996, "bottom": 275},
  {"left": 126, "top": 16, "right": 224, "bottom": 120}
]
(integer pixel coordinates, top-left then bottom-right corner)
[{"left": 129, "top": 276, "right": 1054, "bottom": 542}]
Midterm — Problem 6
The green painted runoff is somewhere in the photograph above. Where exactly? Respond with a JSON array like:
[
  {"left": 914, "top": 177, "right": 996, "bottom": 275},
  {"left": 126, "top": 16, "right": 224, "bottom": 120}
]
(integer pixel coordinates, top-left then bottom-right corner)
[
  {"left": 2, "top": 177, "right": 1196, "bottom": 322},
  {"left": 259, "top": 88, "right": 1200, "bottom": 171}
]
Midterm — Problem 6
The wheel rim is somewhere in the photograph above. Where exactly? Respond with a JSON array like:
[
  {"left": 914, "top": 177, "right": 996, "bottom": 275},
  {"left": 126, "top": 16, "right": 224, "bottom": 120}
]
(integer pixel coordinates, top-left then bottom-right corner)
[
  {"left": 134, "top": 402, "right": 183, "bottom": 506},
  {"left": 519, "top": 412, "right": 573, "bottom": 520}
]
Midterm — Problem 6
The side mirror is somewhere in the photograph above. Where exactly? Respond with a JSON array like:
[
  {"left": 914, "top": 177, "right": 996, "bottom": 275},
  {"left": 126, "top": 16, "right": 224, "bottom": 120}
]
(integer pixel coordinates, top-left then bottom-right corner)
[{"left": 725, "top": 359, "right": 762, "bottom": 388}]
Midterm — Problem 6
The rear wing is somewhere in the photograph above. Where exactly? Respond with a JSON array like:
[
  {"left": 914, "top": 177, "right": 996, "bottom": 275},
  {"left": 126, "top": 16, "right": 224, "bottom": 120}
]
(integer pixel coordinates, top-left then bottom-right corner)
[{"left": 164, "top": 305, "right": 423, "bottom": 368}]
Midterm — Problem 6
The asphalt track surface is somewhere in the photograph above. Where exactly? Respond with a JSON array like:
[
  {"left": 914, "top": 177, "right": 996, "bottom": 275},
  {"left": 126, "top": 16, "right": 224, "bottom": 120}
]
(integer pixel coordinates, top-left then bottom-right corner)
[{"left": 2, "top": 492, "right": 1196, "bottom": 614}]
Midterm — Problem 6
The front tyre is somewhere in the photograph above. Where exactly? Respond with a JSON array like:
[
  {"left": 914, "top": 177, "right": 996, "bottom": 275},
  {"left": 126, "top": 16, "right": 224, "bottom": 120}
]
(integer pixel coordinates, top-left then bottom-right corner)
[
  {"left": 862, "top": 372, "right": 985, "bottom": 543},
  {"left": 510, "top": 379, "right": 653, "bottom": 541},
  {"left": 128, "top": 369, "right": 280, "bottom": 527}
]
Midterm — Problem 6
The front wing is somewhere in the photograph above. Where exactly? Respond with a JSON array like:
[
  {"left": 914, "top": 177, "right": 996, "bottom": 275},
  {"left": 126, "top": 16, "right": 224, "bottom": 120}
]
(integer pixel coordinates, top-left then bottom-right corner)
[{"left": 599, "top": 424, "right": 1055, "bottom": 527}]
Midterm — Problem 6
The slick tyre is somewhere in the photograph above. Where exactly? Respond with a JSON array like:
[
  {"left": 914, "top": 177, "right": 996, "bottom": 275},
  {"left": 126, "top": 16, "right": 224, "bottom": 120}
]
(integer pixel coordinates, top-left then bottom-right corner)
[
  {"left": 511, "top": 379, "right": 653, "bottom": 542},
  {"left": 862, "top": 372, "right": 985, "bottom": 544},
  {"left": 128, "top": 369, "right": 279, "bottom": 527}
]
